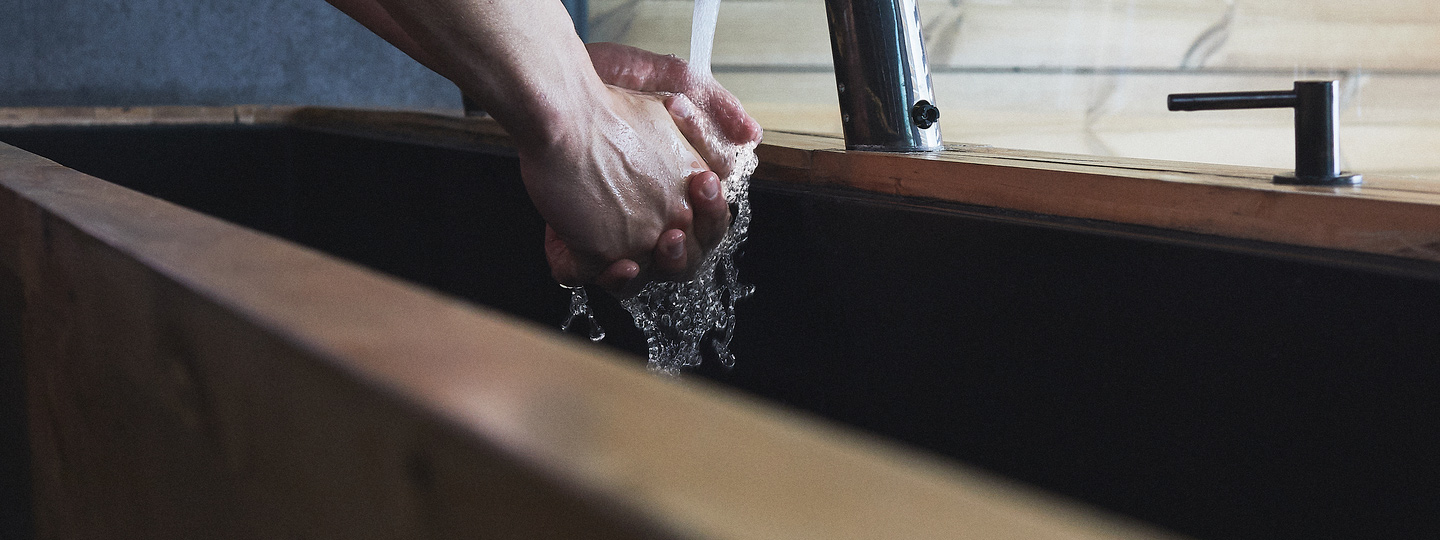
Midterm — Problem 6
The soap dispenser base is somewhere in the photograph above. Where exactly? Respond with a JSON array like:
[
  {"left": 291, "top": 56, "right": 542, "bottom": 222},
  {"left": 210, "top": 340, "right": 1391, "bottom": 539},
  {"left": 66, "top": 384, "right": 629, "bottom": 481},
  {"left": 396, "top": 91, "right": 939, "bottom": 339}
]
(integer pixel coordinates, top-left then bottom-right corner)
[{"left": 1273, "top": 172, "right": 1362, "bottom": 186}]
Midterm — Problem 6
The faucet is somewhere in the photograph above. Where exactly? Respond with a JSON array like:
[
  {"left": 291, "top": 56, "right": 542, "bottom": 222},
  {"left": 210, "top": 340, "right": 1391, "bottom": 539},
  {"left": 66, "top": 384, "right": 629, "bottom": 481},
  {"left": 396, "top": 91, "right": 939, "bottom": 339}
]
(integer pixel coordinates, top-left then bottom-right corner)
[
  {"left": 465, "top": 0, "right": 945, "bottom": 151},
  {"left": 824, "top": 0, "right": 943, "bottom": 152}
]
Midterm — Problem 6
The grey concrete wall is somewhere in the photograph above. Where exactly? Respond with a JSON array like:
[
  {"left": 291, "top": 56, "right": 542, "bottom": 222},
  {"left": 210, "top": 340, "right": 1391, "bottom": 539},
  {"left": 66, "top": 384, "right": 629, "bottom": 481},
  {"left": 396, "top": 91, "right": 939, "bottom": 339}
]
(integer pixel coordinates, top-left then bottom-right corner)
[{"left": 2, "top": 0, "right": 461, "bottom": 109}]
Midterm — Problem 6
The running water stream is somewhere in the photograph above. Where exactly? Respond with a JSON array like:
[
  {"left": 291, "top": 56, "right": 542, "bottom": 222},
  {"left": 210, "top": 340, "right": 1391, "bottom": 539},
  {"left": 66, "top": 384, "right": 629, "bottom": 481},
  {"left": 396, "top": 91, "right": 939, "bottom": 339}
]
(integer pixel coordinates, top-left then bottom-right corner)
[
  {"left": 688, "top": 0, "right": 720, "bottom": 79},
  {"left": 562, "top": 0, "right": 757, "bottom": 374}
]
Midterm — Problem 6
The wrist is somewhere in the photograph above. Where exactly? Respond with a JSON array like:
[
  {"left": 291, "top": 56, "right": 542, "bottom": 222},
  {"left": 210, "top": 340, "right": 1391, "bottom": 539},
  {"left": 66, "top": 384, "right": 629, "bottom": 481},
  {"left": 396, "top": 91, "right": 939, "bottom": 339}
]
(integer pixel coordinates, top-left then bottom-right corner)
[
  {"left": 454, "top": 40, "right": 609, "bottom": 155},
  {"left": 506, "top": 75, "right": 610, "bottom": 156}
]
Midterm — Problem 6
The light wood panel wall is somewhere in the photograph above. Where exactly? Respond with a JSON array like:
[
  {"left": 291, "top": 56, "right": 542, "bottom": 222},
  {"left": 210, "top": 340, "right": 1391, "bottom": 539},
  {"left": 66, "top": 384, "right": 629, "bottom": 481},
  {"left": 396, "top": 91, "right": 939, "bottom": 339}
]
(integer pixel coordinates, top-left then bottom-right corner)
[
  {"left": 593, "top": 0, "right": 1440, "bottom": 69},
  {"left": 589, "top": 0, "right": 1440, "bottom": 178}
]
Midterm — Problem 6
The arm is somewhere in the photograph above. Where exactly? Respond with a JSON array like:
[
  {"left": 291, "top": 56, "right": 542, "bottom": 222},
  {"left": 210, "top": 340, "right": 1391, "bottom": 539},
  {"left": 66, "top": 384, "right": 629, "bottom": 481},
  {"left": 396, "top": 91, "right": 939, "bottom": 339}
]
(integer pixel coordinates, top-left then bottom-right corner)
[
  {"left": 326, "top": 0, "right": 732, "bottom": 291},
  {"left": 331, "top": 0, "right": 600, "bottom": 150}
]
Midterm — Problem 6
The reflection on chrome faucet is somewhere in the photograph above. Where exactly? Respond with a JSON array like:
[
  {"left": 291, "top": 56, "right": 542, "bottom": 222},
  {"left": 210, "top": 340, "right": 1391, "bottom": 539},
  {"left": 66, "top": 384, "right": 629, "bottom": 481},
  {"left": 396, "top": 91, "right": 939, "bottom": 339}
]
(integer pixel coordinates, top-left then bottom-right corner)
[{"left": 824, "top": 0, "right": 943, "bottom": 152}]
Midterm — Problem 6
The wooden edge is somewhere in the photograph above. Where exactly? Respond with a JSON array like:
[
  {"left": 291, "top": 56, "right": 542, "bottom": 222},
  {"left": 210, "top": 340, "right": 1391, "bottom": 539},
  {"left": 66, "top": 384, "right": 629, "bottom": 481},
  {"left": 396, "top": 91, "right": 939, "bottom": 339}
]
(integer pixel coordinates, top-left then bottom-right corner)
[
  {"left": 755, "top": 131, "right": 1440, "bottom": 264},
  {"left": 0, "top": 105, "right": 512, "bottom": 153},
  {"left": 1, "top": 141, "right": 1185, "bottom": 537},
  {"left": 5, "top": 105, "right": 1437, "bottom": 263},
  {"left": 0, "top": 105, "right": 288, "bottom": 127},
  {"left": 275, "top": 107, "right": 517, "bottom": 154}
]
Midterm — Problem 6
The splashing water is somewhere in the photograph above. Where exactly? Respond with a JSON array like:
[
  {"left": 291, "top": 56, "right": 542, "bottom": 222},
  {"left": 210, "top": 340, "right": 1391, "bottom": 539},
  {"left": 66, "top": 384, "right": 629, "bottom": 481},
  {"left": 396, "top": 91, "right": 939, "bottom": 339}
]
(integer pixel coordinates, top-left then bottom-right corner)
[
  {"left": 560, "top": 0, "right": 755, "bottom": 374},
  {"left": 560, "top": 284, "right": 606, "bottom": 341},
  {"left": 559, "top": 144, "right": 757, "bottom": 374},
  {"left": 620, "top": 146, "right": 756, "bottom": 374}
]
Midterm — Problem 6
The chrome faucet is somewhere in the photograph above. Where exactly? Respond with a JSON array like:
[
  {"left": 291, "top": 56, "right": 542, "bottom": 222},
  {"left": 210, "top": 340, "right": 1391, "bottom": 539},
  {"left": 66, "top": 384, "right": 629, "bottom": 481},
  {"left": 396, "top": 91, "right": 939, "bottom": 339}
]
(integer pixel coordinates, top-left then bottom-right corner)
[
  {"left": 465, "top": 0, "right": 944, "bottom": 150},
  {"left": 824, "top": 0, "right": 942, "bottom": 152}
]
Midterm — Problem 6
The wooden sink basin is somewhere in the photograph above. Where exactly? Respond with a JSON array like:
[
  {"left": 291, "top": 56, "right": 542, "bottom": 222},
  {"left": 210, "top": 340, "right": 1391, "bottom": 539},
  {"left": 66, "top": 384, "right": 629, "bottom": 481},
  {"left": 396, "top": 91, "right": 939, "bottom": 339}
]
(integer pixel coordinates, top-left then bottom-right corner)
[{"left": 4, "top": 106, "right": 1439, "bottom": 540}]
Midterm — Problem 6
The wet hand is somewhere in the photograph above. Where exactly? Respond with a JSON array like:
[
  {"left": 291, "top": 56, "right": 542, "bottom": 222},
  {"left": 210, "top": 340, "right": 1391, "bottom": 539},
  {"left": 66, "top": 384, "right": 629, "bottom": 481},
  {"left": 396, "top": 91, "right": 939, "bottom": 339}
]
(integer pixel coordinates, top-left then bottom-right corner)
[
  {"left": 551, "top": 42, "right": 761, "bottom": 295},
  {"left": 543, "top": 168, "right": 728, "bottom": 294},
  {"left": 524, "top": 85, "right": 732, "bottom": 295},
  {"left": 587, "top": 42, "right": 764, "bottom": 180}
]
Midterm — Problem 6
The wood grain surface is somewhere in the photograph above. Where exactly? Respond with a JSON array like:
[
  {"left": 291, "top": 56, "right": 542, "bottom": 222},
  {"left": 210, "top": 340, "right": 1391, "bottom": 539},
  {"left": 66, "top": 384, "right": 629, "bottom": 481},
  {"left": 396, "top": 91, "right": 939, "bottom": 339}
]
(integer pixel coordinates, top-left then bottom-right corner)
[
  {"left": 587, "top": 0, "right": 1440, "bottom": 177},
  {"left": 8, "top": 105, "right": 1434, "bottom": 263},
  {"left": 755, "top": 130, "right": 1440, "bottom": 264},
  {"left": 2, "top": 110, "right": 1188, "bottom": 538}
]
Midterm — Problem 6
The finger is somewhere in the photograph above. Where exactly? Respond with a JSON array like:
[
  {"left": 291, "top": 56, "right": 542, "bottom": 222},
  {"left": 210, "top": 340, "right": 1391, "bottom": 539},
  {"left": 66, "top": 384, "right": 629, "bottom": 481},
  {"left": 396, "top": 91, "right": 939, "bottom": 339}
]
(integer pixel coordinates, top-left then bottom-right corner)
[
  {"left": 653, "top": 228, "right": 689, "bottom": 276},
  {"left": 596, "top": 259, "right": 641, "bottom": 292},
  {"left": 548, "top": 223, "right": 649, "bottom": 294},
  {"left": 688, "top": 170, "right": 729, "bottom": 252},
  {"left": 707, "top": 89, "right": 764, "bottom": 145},
  {"left": 586, "top": 41, "right": 760, "bottom": 146},
  {"left": 544, "top": 225, "right": 585, "bottom": 286},
  {"left": 587, "top": 42, "right": 691, "bottom": 94},
  {"left": 665, "top": 93, "right": 732, "bottom": 178},
  {"left": 546, "top": 224, "right": 614, "bottom": 287}
]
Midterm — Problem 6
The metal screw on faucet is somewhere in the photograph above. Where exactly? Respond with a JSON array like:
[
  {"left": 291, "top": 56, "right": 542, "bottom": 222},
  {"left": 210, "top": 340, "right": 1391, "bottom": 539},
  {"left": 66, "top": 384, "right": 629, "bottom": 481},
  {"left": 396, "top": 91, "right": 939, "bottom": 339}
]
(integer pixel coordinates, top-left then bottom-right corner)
[{"left": 911, "top": 100, "right": 940, "bottom": 129}]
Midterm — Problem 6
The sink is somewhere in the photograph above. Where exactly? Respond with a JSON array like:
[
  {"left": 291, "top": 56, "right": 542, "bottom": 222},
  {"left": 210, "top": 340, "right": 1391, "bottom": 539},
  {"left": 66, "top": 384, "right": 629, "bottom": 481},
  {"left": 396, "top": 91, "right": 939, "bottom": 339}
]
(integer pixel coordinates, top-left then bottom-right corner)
[{"left": 4, "top": 122, "right": 1438, "bottom": 540}]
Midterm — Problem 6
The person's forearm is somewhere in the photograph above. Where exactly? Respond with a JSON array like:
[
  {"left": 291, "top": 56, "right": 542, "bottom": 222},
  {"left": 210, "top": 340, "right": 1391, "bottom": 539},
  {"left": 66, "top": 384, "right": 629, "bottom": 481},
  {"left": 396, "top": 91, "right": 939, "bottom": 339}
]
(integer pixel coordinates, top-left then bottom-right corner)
[
  {"left": 326, "top": 0, "right": 603, "bottom": 151},
  {"left": 323, "top": 0, "right": 438, "bottom": 70}
]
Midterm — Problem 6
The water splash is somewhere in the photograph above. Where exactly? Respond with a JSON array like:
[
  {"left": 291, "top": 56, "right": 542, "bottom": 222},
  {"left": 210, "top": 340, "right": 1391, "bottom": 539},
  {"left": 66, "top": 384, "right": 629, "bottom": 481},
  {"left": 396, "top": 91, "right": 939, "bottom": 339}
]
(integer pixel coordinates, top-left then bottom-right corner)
[
  {"left": 560, "top": 285, "right": 606, "bottom": 342},
  {"left": 562, "top": 0, "right": 755, "bottom": 374},
  {"left": 557, "top": 145, "right": 756, "bottom": 374},
  {"left": 622, "top": 144, "right": 756, "bottom": 374}
]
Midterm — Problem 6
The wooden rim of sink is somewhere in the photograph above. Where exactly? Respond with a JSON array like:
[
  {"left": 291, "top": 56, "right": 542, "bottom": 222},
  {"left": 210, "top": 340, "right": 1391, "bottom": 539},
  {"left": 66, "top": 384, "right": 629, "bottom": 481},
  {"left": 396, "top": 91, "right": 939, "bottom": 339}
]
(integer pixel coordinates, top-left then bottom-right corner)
[
  {"left": 8, "top": 104, "right": 1436, "bottom": 265},
  {"left": 10, "top": 104, "right": 1430, "bottom": 539}
]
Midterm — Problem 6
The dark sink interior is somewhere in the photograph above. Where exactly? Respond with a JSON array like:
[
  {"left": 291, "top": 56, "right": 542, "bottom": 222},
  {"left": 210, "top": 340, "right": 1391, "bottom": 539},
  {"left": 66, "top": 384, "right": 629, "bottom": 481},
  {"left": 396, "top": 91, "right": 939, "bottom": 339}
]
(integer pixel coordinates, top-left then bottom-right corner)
[{"left": 4, "top": 125, "right": 1440, "bottom": 540}]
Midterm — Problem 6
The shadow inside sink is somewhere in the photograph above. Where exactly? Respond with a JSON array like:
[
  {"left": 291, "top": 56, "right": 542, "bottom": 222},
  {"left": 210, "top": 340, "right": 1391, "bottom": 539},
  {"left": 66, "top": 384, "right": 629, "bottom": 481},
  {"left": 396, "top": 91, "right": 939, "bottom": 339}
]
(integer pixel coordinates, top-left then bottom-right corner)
[{"left": 4, "top": 124, "right": 1440, "bottom": 540}]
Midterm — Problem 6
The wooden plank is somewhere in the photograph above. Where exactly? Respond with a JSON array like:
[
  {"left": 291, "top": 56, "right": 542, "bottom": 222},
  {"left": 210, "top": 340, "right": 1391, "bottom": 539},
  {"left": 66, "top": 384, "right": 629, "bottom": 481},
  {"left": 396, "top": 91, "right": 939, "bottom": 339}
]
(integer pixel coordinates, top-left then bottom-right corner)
[
  {"left": 1223, "top": 15, "right": 1440, "bottom": 71},
  {"left": 7, "top": 105, "right": 1438, "bottom": 262},
  {"left": 716, "top": 69, "right": 1440, "bottom": 179},
  {"left": 766, "top": 122, "right": 1440, "bottom": 202},
  {"left": 276, "top": 106, "right": 512, "bottom": 153},
  {"left": 1234, "top": 0, "right": 1440, "bottom": 24},
  {"left": 0, "top": 105, "right": 271, "bottom": 127},
  {"left": 2, "top": 137, "right": 1187, "bottom": 537},
  {"left": 761, "top": 141, "right": 1440, "bottom": 263},
  {"left": 594, "top": 0, "right": 1440, "bottom": 71},
  {"left": 755, "top": 127, "right": 1440, "bottom": 264},
  {"left": 0, "top": 105, "right": 473, "bottom": 131}
]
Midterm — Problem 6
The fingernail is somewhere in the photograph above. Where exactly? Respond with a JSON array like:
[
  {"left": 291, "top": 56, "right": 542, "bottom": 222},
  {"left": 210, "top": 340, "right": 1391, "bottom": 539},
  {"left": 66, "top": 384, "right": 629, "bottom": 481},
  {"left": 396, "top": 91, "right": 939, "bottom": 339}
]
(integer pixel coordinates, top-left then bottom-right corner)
[
  {"left": 662, "top": 232, "right": 685, "bottom": 260},
  {"left": 699, "top": 174, "right": 719, "bottom": 200},
  {"left": 670, "top": 97, "right": 695, "bottom": 119}
]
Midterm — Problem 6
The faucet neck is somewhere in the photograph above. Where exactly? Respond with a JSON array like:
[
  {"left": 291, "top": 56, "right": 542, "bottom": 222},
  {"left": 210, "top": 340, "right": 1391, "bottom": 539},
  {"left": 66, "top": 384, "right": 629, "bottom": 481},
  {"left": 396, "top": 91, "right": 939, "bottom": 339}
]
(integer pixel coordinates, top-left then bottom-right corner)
[{"left": 824, "top": 0, "right": 942, "bottom": 152}]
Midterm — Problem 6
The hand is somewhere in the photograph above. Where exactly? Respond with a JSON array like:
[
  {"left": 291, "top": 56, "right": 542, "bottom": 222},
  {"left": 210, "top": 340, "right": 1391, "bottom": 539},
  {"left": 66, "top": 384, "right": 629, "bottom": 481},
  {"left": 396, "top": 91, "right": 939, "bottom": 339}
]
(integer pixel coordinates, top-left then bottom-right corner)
[
  {"left": 523, "top": 85, "right": 731, "bottom": 295},
  {"left": 587, "top": 42, "right": 764, "bottom": 179},
  {"left": 541, "top": 43, "right": 764, "bottom": 295},
  {"left": 323, "top": 0, "right": 753, "bottom": 294}
]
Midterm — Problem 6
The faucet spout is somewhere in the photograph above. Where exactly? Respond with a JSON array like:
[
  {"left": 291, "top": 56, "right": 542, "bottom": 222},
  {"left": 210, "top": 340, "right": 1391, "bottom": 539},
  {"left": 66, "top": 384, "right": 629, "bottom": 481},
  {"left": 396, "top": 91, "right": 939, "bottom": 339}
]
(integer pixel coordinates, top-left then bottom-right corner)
[{"left": 824, "top": 0, "right": 942, "bottom": 152}]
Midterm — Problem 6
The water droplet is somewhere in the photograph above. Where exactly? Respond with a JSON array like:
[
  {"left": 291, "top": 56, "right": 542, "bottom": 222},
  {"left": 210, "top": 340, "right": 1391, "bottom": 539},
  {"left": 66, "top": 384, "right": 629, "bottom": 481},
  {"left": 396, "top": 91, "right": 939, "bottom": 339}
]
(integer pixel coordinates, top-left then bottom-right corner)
[{"left": 560, "top": 285, "right": 605, "bottom": 342}]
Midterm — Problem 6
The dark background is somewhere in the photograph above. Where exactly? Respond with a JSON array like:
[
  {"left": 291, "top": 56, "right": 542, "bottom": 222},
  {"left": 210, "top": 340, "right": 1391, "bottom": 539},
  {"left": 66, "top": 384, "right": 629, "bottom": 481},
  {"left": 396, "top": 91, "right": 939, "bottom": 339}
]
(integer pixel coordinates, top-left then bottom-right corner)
[{"left": 1, "top": 0, "right": 587, "bottom": 109}]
